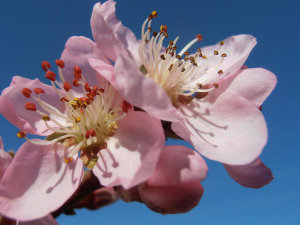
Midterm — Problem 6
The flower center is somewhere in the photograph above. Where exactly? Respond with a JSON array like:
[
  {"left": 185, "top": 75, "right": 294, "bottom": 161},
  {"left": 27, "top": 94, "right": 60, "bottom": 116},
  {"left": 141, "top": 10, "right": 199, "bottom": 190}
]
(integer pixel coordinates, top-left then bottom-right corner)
[
  {"left": 138, "top": 11, "right": 227, "bottom": 106},
  {"left": 19, "top": 60, "right": 131, "bottom": 169}
]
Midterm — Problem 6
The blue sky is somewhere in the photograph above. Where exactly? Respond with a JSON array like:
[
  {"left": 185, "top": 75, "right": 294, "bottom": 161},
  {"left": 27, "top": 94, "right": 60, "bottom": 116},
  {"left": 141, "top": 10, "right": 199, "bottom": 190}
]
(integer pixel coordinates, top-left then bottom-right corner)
[{"left": 0, "top": 0, "right": 299, "bottom": 224}]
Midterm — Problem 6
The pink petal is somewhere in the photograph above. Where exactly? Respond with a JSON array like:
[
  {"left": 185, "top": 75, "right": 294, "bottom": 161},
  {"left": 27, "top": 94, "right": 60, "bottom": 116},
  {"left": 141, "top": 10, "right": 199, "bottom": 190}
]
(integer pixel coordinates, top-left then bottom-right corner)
[
  {"left": 199, "top": 34, "right": 257, "bottom": 83},
  {"left": 139, "top": 182, "right": 204, "bottom": 214},
  {"left": 60, "top": 36, "right": 110, "bottom": 91},
  {"left": 90, "top": 2, "right": 127, "bottom": 61},
  {"left": 172, "top": 89, "right": 268, "bottom": 165},
  {"left": 90, "top": 55, "right": 184, "bottom": 122},
  {"left": 96, "top": 0, "right": 141, "bottom": 63},
  {"left": 0, "top": 141, "right": 83, "bottom": 221},
  {"left": 147, "top": 145, "right": 207, "bottom": 186},
  {"left": 20, "top": 215, "right": 58, "bottom": 225},
  {"left": 0, "top": 76, "right": 65, "bottom": 135},
  {"left": 93, "top": 111, "right": 165, "bottom": 189},
  {"left": 225, "top": 68, "right": 277, "bottom": 107},
  {"left": 224, "top": 158, "right": 273, "bottom": 188},
  {"left": 0, "top": 151, "right": 11, "bottom": 182}
]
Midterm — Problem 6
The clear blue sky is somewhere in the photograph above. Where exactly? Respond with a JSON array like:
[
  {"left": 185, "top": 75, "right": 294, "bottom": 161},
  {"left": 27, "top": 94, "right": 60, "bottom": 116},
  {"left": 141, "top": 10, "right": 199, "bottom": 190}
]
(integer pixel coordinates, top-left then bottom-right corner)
[{"left": 0, "top": 0, "right": 299, "bottom": 224}]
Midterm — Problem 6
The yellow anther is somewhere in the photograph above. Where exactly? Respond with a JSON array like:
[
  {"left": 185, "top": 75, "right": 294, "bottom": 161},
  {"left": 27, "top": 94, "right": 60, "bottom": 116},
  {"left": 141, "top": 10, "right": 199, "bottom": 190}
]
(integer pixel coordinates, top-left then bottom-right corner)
[
  {"left": 75, "top": 117, "right": 81, "bottom": 123},
  {"left": 64, "top": 157, "right": 73, "bottom": 163},
  {"left": 214, "top": 50, "right": 219, "bottom": 55},
  {"left": 213, "top": 84, "right": 219, "bottom": 88},
  {"left": 151, "top": 10, "right": 158, "bottom": 18},
  {"left": 220, "top": 41, "right": 224, "bottom": 45},
  {"left": 202, "top": 55, "right": 207, "bottom": 59},
  {"left": 160, "top": 25, "right": 168, "bottom": 33},
  {"left": 221, "top": 53, "right": 227, "bottom": 57},
  {"left": 17, "top": 131, "right": 26, "bottom": 138}
]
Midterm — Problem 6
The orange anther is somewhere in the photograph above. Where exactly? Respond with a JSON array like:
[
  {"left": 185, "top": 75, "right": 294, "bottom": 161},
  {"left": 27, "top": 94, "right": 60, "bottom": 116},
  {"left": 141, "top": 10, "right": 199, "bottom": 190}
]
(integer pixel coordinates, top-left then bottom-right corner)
[
  {"left": 85, "top": 130, "right": 91, "bottom": 138},
  {"left": 55, "top": 59, "right": 65, "bottom": 68},
  {"left": 22, "top": 88, "right": 32, "bottom": 98},
  {"left": 25, "top": 102, "right": 37, "bottom": 111},
  {"left": 99, "top": 88, "right": 104, "bottom": 93},
  {"left": 121, "top": 101, "right": 132, "bottom": 113},
  {"left": 93, "top": 86, "right": 98, "bottom": 94},
  {"left": 85, "top": 83, "right": 91, "bottom": 92},
  {"left": 64, "top": 157, "right": 73, "bottom": 163},
  {"left": 74, "top": 65, "right": 82, "bottom": 79},
  {"left": 90, "top": 129, "right": 96, "bottom": 137},
  {"left": 41, "top": 61, "right": 51, "bottom": 72},
  {"left": 73, "top": 79, "right": 80, "bottom": 87},
  {"left": 196, "top": 34, "right": 203, "bottom": 41},
  {"left": 63, "top": 81, "right": 72, "bottom": 92},
  {"left": 17, "top": 131, "right": 26, "bottom": 138},
  {"left": 34, "top": 88, "right": 45, "bottom": 94},
  {"left": 45, "top": 71, "right": 56, "bottom": 81}
]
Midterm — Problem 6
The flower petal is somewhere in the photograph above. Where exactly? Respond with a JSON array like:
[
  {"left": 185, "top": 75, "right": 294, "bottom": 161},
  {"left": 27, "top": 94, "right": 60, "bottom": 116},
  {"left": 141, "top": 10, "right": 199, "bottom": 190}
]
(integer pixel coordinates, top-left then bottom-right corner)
[
  {"left": 147, "top": 145, "right": 207, "bottom": 186},
  {"left": 20, "top": 215, "right": 58, "bottom": 225},
  {"left": 225, "top": 68, "right": 277, "bottom": 107},
  {"left": 90, "top": 55, "right": 184, "bottom": 122},
  {"left": 0, "top": 141, "right": 83, "bottom": 221},
  {"left": 224, "top": 158, "right": 273, "bottom": 188},
  {"left": 197, "top": 34, "right": 257, "bottom": 84},
  {"left": 0, "top": 76, "right": 66, "bottom": 135},
  {"left": 139, "top": 182, "right": 204, "bottom": 214},
  {"left": 90, "top": 2, "right": 127, "bottom": 61},
  {"left": 0, "top": 137, "right": 12, "bottom": 181},
  {"left": 93, "top": 111, "right": 165, "bottom": 189},
  {"left": 172, "top": 89, "right": 267, "bottom": 165},
  {"left": 60, "top": 36, "right": 110, "bottom": 91}
]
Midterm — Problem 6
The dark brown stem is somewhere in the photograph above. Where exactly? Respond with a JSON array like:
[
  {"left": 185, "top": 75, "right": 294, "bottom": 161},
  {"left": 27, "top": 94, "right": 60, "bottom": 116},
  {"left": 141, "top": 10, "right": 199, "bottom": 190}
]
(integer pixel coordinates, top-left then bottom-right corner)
[{"left": 52, "top": 171, "right": 102, "bottom": 218}]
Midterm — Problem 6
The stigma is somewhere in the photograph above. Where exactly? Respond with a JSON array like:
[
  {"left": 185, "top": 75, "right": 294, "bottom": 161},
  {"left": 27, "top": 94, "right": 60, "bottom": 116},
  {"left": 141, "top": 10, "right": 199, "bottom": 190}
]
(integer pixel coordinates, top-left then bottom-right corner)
[
  {"left": 138, "top": 11, "right": 227, "bottom": 106},
  {"left": 19, "top": 60, "right": 130, "bottom": 169}
]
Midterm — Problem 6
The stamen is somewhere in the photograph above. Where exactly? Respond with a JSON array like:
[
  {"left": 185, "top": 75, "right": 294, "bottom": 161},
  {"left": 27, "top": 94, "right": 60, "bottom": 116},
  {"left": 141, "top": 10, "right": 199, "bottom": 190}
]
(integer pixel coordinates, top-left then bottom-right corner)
[
  {"left": 17, "top": 131, "right": 26, "bottom": 138},
  {"left": 34, "top": 88, "right": 45, "bottom": 95},
  {"left": 22, "top": 88, "right": 32, "bottom": 98},
  {"left": 41, "top": 61, "right": 51, "bottom": 72},
  {"left": 74, "top": 65, "right": 82, "bottom": 79},
  {"left": 25, "top": 102, "right": 37, "bottom": 111},
  {"left": 63, "top": 81, "right": 72, "bottom": 92},
  {"left": 55, "top": 59, "right": 65, "bottom": 68},
  {"left": 45, "top": 71, "right": 56, "bottom": 81}
]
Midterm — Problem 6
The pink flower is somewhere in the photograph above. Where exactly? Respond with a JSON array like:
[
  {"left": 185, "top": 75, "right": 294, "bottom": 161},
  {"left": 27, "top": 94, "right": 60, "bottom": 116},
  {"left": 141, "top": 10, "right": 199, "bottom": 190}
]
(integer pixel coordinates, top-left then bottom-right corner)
[
  {"left": 0, "top": 137, "right": 58, "bottom": 224},
  {"left": 118, "top": 145, "right": 207, "bottom": 214},
  {"left": 76, "top": 1, "right": 275, "bottom": 186},
  {"left": 0, "top": 60, "right": 165, "bottom": 220}
]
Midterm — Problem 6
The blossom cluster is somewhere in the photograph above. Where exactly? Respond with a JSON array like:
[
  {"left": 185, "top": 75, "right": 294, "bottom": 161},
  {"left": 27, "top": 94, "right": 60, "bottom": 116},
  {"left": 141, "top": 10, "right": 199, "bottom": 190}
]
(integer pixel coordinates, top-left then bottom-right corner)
[{"left": 0, "top": 0, "right": 276, "bottom": 223}]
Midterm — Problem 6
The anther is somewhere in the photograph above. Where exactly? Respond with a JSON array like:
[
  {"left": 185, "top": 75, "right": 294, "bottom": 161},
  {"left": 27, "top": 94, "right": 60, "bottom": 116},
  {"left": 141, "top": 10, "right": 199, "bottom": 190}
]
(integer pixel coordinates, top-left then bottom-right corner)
[
  {"left": 63, "top": 81, "right": 72, "bottom": 92},
  {"left": 22, "top": 88, "right": 32, "bottom": 98},
  {"left": 218, "top": 70, "right": 223, "bottom": 75},
  {"left": 160, "top": 55, "right": 166, "bottom": 60},
  {"left": 184, "top": 52, "right": 189, "bottom": 56},
  {"left": 176, "top": 55, "right": 181, "bottom": 59},
  {"left": 41, "top": 61, "right": 51, "bottom": 72},
  {"left": 64, "top": 157, "right": 73, "bottom": 163},
  {"left": 121, "top": 101, "right": 132, "bottom": 113},
  {"left": 214, "top": 50, "right": 219, "bottom": 55},
  {"left": 74, "top": 65, "right": 82, "bottom": 79},
  {"left": 93, "top": 86, "right": 98, "bottom": 94},
  {"left": 85, "top": 83, "right": 91, "bottom": 92},
  {"left": 221, "top": 53, "right": 227, "bottom": 57},
  {"left": 153, "top": 31, "right": 158, "bottom": 37},
  {"left": 75, "top": 117, "right": 81, "bottom": 123},
  {"left": 168, "top": 64, "right": 173, "bottom": 71},
  {"left": 90, "top": 129, "right": 96, "bottom": 137},
  {"left": 60, "top": 97, "right": 69, "bottom": 102},
  {"left": 213, "top": 84, "right": 219, "bottom": 88},
  {"left": 45, "top": 71, "right": 56, "bottom": 81},
  {"left": 160, "top": 25, "right": 168, "bottom": 33},
  {"left": 202, "top": 55, "right": 207, "bottom": 59},
  {"left": 148, "top": 10, "right": 158, "bottom": 20},
  {"left": 17, "top": 131, "right": 26, "bottom": 138},
  {"left": 85, "top": 130, "right": 91, "bottom": 138},
  {"left": 73, "top": 79, "right": 80, "bottom": 87},
  {"left": 25, "top": 102, "right": 36, "bottom": 111},
  {"left": 34, "top": 88, "right": 45, "bottom": 94},
  {"left": 219, "top": 41, "right": 224, "bottom": 45},
  {"left": 169, "top": 40, "right": 174, "bottom": 46},
  {"left": 196, "top": 34, "right": 203, "bottom": 41},
  {"left": 42, "top": 115, "right": 50, "bottom": 121},
  {"left": 55, "top": 59, "right": 65, "bottom": 68}
]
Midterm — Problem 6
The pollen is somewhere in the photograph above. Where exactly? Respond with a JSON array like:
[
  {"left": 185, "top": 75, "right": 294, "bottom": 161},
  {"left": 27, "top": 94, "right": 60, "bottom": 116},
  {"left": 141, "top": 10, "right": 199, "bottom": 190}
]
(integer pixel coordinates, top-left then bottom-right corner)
[
  {"left": 41, "top": 61, "right": 51, "bottom": 72},
  {"left": 55, "top": 59, "right": 65, "bottom": 68}
]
